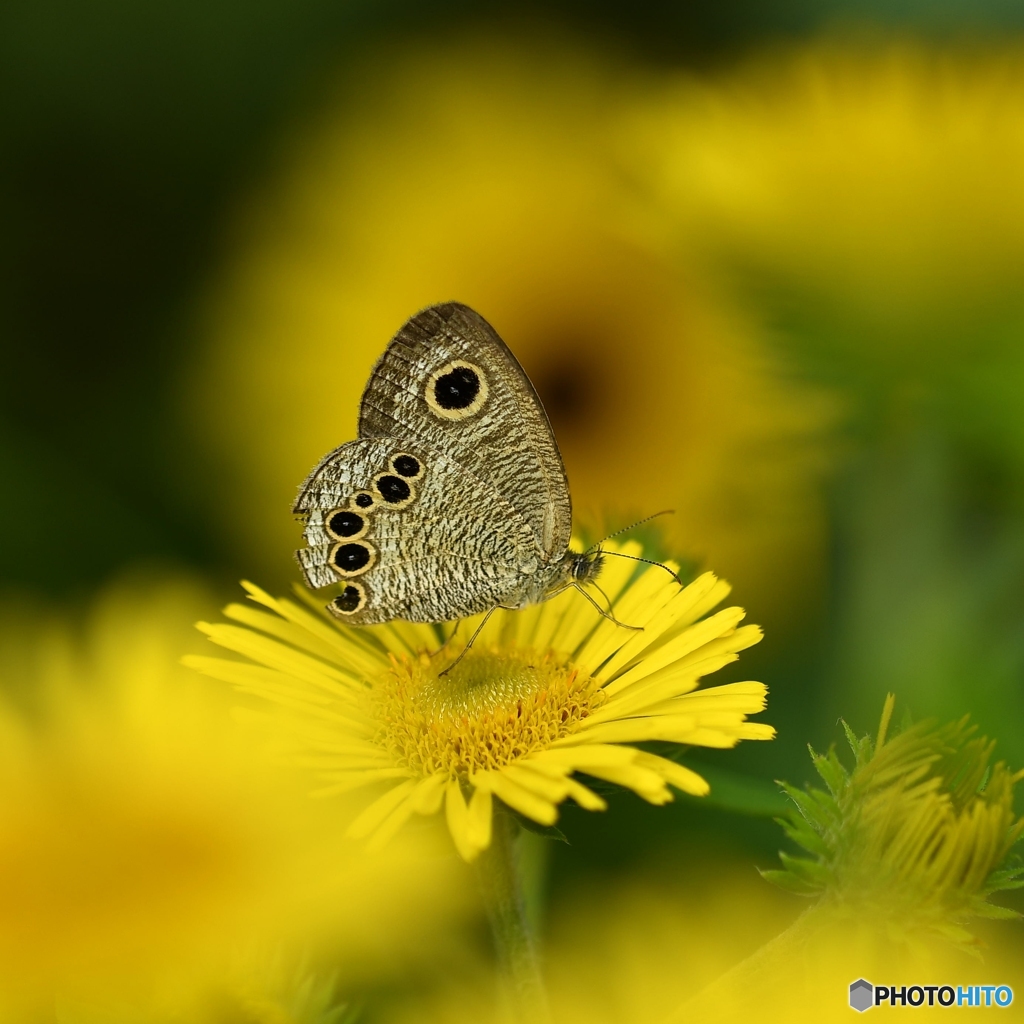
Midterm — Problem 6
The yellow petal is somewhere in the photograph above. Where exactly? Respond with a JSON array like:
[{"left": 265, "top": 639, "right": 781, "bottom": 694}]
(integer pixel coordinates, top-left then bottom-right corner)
[
  {"left": 197, "top": 622, "right": 360, "bottom": 694},
  {"left": 533, "top": 742, "right": 639, "bottom": 766},
  {"left": 634, "top": 751, "right": 710, "bottom": 796},
  {"left": 310, "top": 768, "right": 411, "bottom": 797},
  {"left": 246, "top": 581, "right": 390, "bottom": 671},
  {"left": 474, "top": 771, "right": 559, "bottom": 826},
  {"left": 643, "top": 681, "right": 769, "bottom": 717},
  {"left": 467, "top": 786, "right": 493, "bottom": 849},
  {"left": 563, "top": 776, "right": 607, "bottom": 811},
  {"left": 574, "top": 564, "right": 676, "bottom": 676},
  {"left": 224, "top": 603, "right": 352, "bottom": 669},
  {"left": 578, "top": 762, "right": 672, "bottom": 804},
  {"left": 367, "top": 788, "right": 423, "bottom": 851},
  {"left": 602, "top": 607, "right": 751, "bottom": 695},
  {"left": 501, "top": 764, "right": 572, "bottom": 803},
  {"left": 411, "top": 773, "right": 447, "bottom": 815},
  {"left": 570, "top": 716, "right": 702, "bottom": 745},
  {"left": 445, "top": 779, "right": 478, "bottom": 862},
  {"left": 588, "top": 570, "right": 725, "bottom": 682},
  {"left": 347, "top": 779, "right": 417, "bottom": 839}
]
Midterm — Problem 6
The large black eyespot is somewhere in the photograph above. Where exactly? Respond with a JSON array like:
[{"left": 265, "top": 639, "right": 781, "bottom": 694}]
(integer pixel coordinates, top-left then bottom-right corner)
[
  {"left": 391, "top": 454, "right": 421, "bottom": 478},
  {"left": 375, "top": 474, "right": 411, "bottom": 504},
  {"left": 331, "top": 542, "right": 373, "bottom": 575},
  {"left": 353, "top": 492, "right": 374, "bottom": 509},
  {"left": 433, "top": 365, "right": 480, "bottom": 410},
  {"left": 327, "top": 509, "right": 365, "bottom": 539},
  {"left": 331, "top": 584, "right": 366, "bottom": 615},
  {"left": 425, "top": 360, "right": 489, "bottom": 419}
]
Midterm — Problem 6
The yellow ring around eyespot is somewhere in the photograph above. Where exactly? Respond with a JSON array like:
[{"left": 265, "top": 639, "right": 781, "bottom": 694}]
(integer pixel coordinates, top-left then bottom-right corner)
[
  {"left": 372, "top": 472, "right": 418, "bottom": 510},
  {"left": 390, "top": 451, "right": 426, "bottom": 481},
  {"left": 324, "top": 507, "right": 370, "bottom": 542},
  {"left": 349, "top": 490, "right": 378, "bottom": 512},
  {"left": 424, "top": 360, "right": 489, "bottom": 420},
  {"left": 328, "top": 539, "right": 377, "bottom": 578},
  {"left": 329, "top": 580, "right": 368, "bottom": 616}
]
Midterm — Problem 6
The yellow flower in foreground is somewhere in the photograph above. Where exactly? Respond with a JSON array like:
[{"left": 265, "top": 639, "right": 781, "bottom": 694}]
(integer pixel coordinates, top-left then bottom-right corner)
[
  {"left": 187, "top": 542, "right": 774, "bottom": 861},
  {"left": 0, "top": 578, "right": 464, "bottom": 1018}
]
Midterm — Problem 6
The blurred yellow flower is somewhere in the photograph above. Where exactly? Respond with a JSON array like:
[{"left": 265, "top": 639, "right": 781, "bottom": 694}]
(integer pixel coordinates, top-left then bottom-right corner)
[
  {"left": 637, "top": 42, "right": 1024, "bottom": 354},
  {"left": 376, "top": 830, "right": 1024, "bottom": 1024},
  {"left": 182, "top": 35, "right": 832, "bottom": 626},
  {"left": 0, "top": 577, "right": 464, "bottom": 1018},
  {"left": 379, "top": 864, "right": 801, "bottom": 1024},
  {"left": 187, "top": 542, "right": 773, "bottom": 862}
]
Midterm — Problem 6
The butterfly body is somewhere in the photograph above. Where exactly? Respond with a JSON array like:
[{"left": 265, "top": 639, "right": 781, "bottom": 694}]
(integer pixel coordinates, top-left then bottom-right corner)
[{"left": 294, "top": 303, "right": 601, "bottom": 624}]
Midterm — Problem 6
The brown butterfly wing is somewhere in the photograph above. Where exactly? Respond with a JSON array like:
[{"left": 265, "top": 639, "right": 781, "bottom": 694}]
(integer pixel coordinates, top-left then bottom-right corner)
[
  {"left": 293, "top": 437, "right": 540, "bottom": 624},
  {"left": 357, "top": 303, "right": 572, "bottom": 560}
]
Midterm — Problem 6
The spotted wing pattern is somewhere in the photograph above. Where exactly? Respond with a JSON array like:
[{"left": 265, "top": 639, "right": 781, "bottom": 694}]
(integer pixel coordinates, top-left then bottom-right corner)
[
  {"left": 293, "top": 437, "right": 540, "bottom": 624},
  {"left": 356, "top": 302, "right": 573, "bottom": 558}
]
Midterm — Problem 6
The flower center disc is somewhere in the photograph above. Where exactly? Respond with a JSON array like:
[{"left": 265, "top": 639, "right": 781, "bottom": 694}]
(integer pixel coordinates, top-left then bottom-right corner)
[{"left": 372, "top": 648, "right": 601, "bottom": 778}]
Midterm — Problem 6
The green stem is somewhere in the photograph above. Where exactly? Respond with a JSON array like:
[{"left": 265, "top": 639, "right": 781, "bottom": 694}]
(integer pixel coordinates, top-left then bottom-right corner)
[{"left": 474, "top": 811, "right": 551, "bottom": 1024}]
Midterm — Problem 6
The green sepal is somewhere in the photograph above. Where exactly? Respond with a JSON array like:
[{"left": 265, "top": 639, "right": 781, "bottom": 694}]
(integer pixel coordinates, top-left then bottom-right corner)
[
  {"left": 812, "top": 746, "right": 849, "bottom": 798},
  {"left": 509, "top": 808, "right": 569, "bottom": 844},
  {"left": 758, "top": 867, "right": 821, "bottom": 896},
  {"left": 777, "top": 850, "right": 831, "bottom": 888}
]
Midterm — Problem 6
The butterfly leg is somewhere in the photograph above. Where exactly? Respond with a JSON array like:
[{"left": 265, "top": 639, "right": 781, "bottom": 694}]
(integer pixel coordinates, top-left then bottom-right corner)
[
  {"left": 572, "top": 583, "right": 644, "bottom": 631},
  {"left": 437, "top": 605, "right": 504, "bottom": 676},
  {"left": 428, "top": 621, "right": 460, "bottom": 657}
]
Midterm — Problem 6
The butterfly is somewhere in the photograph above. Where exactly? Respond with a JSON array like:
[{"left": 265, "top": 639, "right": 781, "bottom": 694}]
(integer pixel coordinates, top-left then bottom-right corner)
[{"left": 293, "top": 302, "right": 654, "bottom": 629}]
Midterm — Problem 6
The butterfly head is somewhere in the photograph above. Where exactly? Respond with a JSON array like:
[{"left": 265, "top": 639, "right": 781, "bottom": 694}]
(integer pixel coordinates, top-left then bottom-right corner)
[{"left": 567, "top": 548, "right": 604, "bottom": 587}]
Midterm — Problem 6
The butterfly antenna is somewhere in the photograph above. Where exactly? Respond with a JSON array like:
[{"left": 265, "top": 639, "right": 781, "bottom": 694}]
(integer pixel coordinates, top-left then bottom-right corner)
[
  {"left": 599, "top": 549, "right": 685, "bottom": 587},
  {"left": 585, "top": 509, "right": 675, "bottom": 553},
  {"left": 438, "top": 606, "right": 498, "bottom": 676},
  {"left": 572, "top": 583, "right": 643, "bottom": 631}
]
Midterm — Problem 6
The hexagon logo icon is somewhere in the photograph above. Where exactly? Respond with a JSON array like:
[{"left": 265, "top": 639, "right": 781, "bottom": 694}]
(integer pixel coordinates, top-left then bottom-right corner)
[{"left": 849, "top": 979, "right": 873, "bottom": 1012}]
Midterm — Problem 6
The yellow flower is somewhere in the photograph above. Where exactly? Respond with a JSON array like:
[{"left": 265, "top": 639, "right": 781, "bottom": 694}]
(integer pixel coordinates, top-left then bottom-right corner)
[
  {"left": 0, "top": 577, "right": 464, "bottom": 1017},
  {"left": 636, "top": 42, "right": 1024, "bottom": 347},
  {"left": 186, "top": 541, "right": 774, "bottom": 862}
]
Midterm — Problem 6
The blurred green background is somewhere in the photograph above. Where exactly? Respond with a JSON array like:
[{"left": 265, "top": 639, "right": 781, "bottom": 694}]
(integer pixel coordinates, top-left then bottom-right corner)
[{"left": 5, "top": 0, "right": 1024, "bottom": 900}]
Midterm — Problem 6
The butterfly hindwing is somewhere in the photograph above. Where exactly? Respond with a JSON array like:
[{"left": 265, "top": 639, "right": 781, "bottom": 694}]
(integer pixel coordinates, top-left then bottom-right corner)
[
  {"left": 357, "top": 302, "right": 573, "bottom": 558},
  {"left": 294, "top": 437, "right": 540, "bottom": 624}
]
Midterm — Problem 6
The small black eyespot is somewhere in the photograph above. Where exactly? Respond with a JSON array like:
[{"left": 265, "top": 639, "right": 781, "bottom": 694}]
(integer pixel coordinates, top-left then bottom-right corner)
[
  {"left": 333, "top": 585, "right": 363, "bottom": 614},
  {"left": 392, "top": 454, "right": 421, "bottom": 478},
  {"left": 376, "top": 474, "right": 411, "bottom": 503},
  {"left": 328, "top": 509, "right": 364, "bottom": 537},
  {"left": 354, "top": 493, "right": 374, "bottom": 509},
  {"left": 433, "top": 365, "right": 480, "bottom": 410},
  {"left": 332, "top": 543, "right": 371, "bottom": 571}
]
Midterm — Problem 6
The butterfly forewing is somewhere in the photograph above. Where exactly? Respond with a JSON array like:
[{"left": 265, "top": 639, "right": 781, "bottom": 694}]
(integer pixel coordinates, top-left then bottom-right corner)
[{"left": 357, "top": 302, "right": 572, "bottom": 558}]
